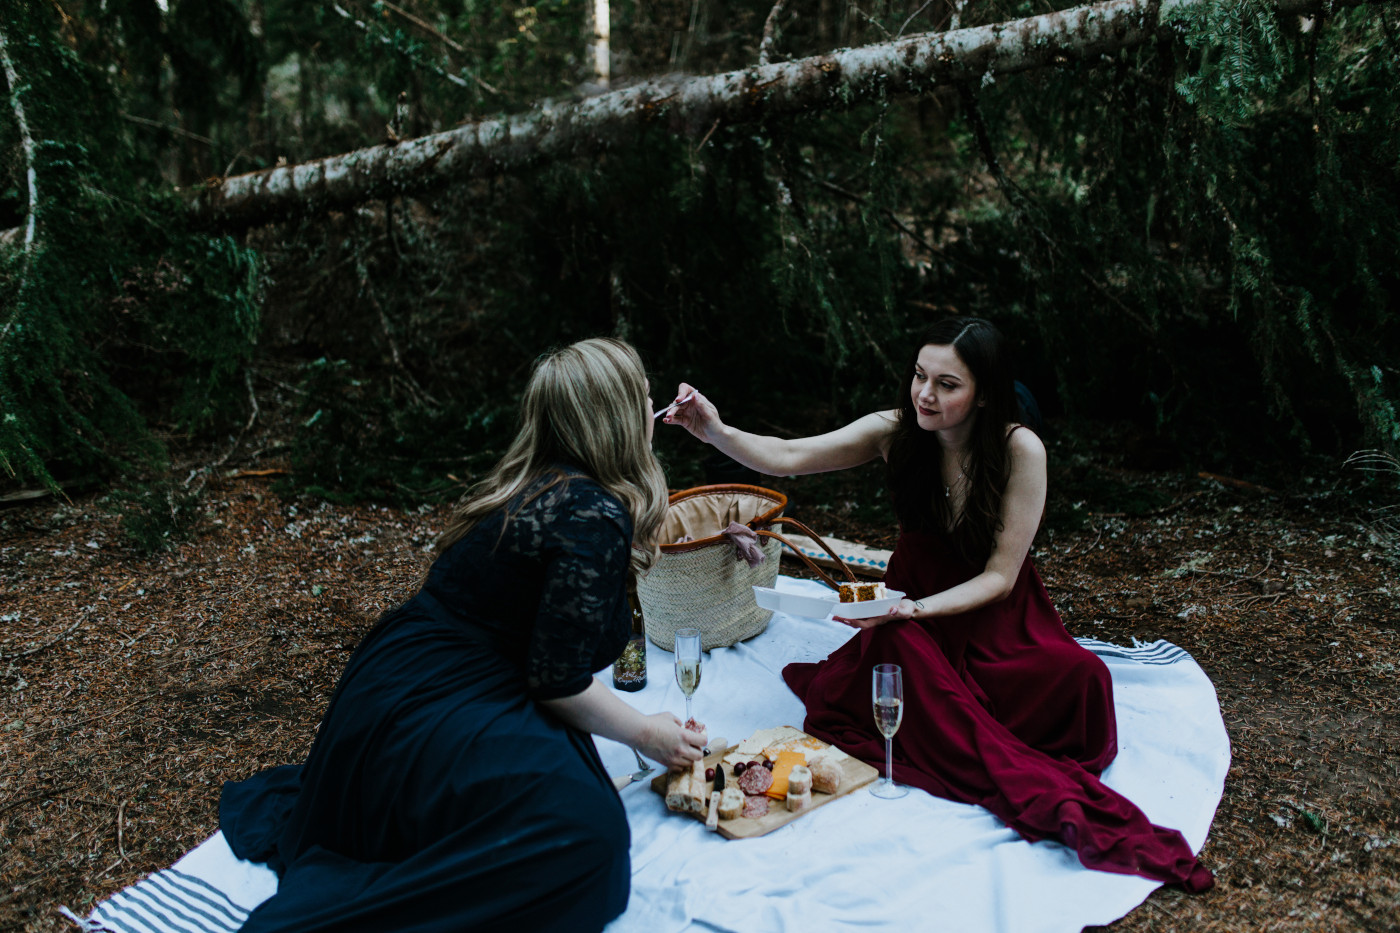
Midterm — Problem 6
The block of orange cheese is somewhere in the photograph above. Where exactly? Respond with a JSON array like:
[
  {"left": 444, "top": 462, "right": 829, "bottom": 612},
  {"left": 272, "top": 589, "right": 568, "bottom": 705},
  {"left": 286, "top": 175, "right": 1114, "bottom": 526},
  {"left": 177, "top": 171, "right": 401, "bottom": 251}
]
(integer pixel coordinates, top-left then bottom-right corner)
[{"left": 764, "top": 750, "right": 808, "bottom": 799}]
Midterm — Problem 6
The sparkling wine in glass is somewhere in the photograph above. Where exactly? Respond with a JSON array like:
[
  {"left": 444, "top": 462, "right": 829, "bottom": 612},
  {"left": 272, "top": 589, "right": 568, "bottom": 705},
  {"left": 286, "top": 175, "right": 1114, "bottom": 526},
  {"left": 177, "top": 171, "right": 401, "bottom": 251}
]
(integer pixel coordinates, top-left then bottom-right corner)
[
  {"left": 870, "top": 663, "right": 908, "bottom": 799},
  {"left": 674, "top": 627, "right": 702, "bottom": 724}
]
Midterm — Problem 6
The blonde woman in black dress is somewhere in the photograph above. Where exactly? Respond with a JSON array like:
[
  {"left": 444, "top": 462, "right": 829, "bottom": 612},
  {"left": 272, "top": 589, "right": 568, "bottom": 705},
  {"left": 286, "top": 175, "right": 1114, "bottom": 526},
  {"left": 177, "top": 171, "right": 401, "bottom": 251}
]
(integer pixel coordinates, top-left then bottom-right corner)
[{"left": 220, "top": 338, "right": 707, "bottom": 932}]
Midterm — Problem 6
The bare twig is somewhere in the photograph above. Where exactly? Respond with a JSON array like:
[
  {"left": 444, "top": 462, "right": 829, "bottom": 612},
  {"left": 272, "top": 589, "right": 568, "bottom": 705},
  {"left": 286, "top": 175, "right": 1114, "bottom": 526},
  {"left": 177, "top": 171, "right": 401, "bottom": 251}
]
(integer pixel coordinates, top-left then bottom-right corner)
[
  {"left": 0, "top": 785, "right": 78, "bottom": 819},
  {"left": 1198, "top": 471, "right": 1276, "bottom": 494},
  {"left": 95, "top": 856, "right": 127, "bottom": 880},
  {"left": 153, "top": 634, "right": 270, "bottom": 671},
  {"left": 849, "top": 3, "right": 893, "bottom": 39},
  {"left": 24, "top": 695, "right": 157, "bottom": 740},
  {"left": 362, "top": 277, "right": 440, "bottom": 409},
  {"left": 179, "top": 368, "right": 260, "bottom": 497},
  {"left": 1062, "top": 520, "right": 1106, "bottom": 558},
  {"left": 898, "top": 0, "right": 938, "bottom": 38},
  {"left": 957, "top": 81, "right": 1025, "bottom": 213},
  {"left": 3, "top": 616, "right": 85, "bottom": 663},
  {"left": 805, "top": 174, "right": 951, "bottom": 261},
  {"left": 202, "top": 369, "right": 262, "bottom": 483},
  {"left": 120, "top": 112, "right": 215, "bottom": 145},
  {"left": 331, "top": 3, "right": 498, "bottom": 95},
  {"left": 758, "top": 0, "right": 787, "bottom": 65},
  {"left": 116, "top": 799, "right": 127, "bottom": 858},
  {"left": 1345, "top": 449, "right": 1400, "bottom": 475},
  {"left": 378, "top": 0, "right": 466, "bottom": 53},
  {"left": 1231, "top": 549, "right": 1274, "bottom": 586},
  {"left": 1236, "top": 591, "right": 1288, "bottom": 609},
  {"left": 694, "top": 118, "right": 721, "bottom": 152}
]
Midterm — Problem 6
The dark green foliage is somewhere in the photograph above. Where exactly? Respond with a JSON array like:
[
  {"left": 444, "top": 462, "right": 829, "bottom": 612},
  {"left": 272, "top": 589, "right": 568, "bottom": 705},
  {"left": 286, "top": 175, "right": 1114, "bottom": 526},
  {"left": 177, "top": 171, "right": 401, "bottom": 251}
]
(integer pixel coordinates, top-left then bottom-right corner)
[
  {"left": 915, "top": 2, "right": 1400, "bottom": 466},
  {"left": 0, "top": 1, "right": 261, "bottom": 490},
  {"left": 3, "top": 0, "right": 1398, "bottom": 505},
  {"left": 283, "top": 357, "right": 510, "bottom": 504},
  {"left": 255, "top": 0, "right": 1398, "bottom": 498}
]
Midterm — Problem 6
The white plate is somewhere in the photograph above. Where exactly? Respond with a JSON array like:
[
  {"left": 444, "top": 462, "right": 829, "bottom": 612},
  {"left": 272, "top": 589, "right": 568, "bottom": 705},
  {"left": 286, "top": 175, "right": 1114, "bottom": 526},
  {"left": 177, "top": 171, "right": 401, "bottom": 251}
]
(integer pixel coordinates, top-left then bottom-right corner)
[
  {"left": 752, "top": 585, "right": 838, "bottom": 620},
  {"left": 752, "top": 586, "right": 905, "bottom": 621},
  {"left": 830, "top": 591, "right": 905, "bottom": 619}
]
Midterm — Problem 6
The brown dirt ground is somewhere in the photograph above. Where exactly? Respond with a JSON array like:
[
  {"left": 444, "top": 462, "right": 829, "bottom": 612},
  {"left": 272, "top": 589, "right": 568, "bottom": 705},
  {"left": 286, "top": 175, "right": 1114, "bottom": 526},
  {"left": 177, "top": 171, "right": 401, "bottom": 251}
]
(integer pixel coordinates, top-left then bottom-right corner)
[{"left": 2, "top": 428, "right": 1398, "bottom": 932}]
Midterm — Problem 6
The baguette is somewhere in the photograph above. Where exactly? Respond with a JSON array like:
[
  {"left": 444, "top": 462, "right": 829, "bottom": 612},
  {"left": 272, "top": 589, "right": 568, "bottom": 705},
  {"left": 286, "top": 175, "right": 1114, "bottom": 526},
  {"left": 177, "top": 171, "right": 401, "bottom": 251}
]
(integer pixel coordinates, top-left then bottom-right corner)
[
  {"left": 688, "top": 760, "right": 707, "bottom": 813},
  {"left": 664, "top": 770, "right": 693, "bottom": 812}
]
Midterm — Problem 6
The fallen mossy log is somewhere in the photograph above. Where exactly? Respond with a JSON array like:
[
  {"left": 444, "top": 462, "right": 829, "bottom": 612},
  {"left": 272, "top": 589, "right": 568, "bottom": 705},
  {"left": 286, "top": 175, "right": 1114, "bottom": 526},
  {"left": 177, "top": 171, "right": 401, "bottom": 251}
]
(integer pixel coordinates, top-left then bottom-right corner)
[{"left": 0, "top": 0, "right": 1387, "bottom": 236}]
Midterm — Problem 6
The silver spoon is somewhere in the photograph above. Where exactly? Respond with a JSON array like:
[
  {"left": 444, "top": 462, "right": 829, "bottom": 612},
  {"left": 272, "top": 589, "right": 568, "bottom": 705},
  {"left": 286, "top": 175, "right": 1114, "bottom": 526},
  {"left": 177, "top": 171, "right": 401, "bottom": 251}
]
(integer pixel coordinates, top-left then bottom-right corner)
[{"left": 653, "top": 392, "right": 696, "bottom": 420}]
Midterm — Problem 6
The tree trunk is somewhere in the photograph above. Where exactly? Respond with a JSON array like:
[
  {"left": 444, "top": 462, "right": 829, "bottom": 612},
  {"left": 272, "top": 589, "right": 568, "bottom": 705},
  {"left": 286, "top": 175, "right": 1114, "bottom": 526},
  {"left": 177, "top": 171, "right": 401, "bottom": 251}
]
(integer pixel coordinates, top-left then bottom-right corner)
[
  {"left": 0, "top": 29, "right": 37, "bottom": 257},
  {"left": 0, "top": 25, "right": 39, "bottom": 343},
  {"left": 0, "top": 0, "right": 1379, "bottom": 237}
]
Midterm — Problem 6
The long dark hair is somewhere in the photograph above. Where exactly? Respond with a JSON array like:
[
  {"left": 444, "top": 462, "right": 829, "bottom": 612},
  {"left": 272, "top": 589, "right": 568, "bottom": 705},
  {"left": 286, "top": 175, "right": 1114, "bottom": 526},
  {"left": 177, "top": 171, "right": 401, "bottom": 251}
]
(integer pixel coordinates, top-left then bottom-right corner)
[{"left": 886, "top": 317, "right": 1021, "bottom": 565}]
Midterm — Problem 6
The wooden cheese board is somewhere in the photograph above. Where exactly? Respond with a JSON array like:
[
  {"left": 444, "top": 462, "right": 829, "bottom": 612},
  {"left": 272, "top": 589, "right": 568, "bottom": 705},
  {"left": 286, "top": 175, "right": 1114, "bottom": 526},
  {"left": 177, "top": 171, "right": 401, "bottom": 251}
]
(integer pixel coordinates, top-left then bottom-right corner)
[{"left": 649, "top": 727, "right": 879, "bottom": 839}]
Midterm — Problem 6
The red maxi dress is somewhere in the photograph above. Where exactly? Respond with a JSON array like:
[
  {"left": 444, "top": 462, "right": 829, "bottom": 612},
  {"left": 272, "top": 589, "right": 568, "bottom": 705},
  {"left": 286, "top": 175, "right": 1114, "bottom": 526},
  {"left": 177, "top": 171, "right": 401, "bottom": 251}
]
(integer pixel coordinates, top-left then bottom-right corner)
[{"left": 782, "top": 528, "right": 1214, "bottom": 892}]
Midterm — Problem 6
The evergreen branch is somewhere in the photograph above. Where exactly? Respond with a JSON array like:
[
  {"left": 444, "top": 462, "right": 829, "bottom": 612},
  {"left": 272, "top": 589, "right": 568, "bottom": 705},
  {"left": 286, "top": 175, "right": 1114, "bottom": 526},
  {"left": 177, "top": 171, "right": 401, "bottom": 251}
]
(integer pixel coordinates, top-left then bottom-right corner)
[
  {"left": 0, "top": 26, "right": 39, "bottom": 344},
  {"left": 959, "top": 81, "right": 1164, "bottom": 344},
  {"left": 803, "top": 173, "right": 956, "bottom": 266},
  {"left": 1382, "top": 6, "right": 1399, "bottom": 47}
]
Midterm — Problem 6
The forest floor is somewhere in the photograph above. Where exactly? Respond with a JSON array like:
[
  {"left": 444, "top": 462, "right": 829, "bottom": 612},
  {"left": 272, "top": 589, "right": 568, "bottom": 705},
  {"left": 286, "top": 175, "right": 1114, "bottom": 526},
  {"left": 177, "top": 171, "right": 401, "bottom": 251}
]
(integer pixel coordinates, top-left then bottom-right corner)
[{"left": 1, "top": 420, "right": 1398, "bottom": 932}]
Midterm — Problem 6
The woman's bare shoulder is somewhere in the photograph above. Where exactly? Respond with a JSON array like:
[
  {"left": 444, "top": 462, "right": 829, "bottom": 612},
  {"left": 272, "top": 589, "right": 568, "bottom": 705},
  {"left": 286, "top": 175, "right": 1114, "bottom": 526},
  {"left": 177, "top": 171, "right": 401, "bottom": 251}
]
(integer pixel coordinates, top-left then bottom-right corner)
[
  {"left": 1005, "top": 424, "right": 1046, "bottom": 463},
  {"left": 865, "top": 409, "right": 900, "bottom": 457}
]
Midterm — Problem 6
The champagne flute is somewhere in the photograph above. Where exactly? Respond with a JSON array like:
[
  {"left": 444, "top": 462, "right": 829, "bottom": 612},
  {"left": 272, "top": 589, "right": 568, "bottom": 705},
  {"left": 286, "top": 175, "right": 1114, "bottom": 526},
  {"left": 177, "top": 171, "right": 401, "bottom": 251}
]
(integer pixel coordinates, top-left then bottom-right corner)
[
  {"left": 674, "top": 627, "right": 702, "bottom": 725},
  {"left": 870, "top": 663, "right": 908, "bottom": 799}
]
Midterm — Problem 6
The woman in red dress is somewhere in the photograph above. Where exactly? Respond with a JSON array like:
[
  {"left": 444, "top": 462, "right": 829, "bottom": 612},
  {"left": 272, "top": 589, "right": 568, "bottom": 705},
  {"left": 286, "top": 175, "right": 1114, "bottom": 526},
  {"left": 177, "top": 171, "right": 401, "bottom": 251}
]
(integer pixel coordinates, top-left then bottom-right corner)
[{"left": 664, "top": 317, "right": 1213, "bottom": 892}]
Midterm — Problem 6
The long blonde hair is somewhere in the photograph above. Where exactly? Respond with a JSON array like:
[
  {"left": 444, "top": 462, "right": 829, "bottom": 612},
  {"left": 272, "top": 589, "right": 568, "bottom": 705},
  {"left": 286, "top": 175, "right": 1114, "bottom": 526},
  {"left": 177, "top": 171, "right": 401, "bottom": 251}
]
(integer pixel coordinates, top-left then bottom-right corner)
[{"left": 434, "top": 337, "right": 668, "bottom": 574}]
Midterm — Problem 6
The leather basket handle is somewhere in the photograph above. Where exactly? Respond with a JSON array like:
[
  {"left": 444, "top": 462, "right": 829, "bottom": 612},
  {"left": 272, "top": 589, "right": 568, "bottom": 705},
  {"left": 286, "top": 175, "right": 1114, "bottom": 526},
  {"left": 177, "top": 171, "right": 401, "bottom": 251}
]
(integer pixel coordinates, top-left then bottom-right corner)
[
  {"left": 754, "top": 530, "right": 843, "bottom": 591},
  {"left": 752, "top": 515, "right": 861, "bottom": 592}
]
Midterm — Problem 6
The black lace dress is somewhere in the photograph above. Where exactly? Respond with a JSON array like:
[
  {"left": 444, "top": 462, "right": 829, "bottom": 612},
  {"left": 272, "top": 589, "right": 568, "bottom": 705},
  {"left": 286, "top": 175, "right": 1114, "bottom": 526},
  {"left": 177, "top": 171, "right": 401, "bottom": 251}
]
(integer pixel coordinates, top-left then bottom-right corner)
[{"left": 220, "top": 472, "right": 636, "bottom": 932}]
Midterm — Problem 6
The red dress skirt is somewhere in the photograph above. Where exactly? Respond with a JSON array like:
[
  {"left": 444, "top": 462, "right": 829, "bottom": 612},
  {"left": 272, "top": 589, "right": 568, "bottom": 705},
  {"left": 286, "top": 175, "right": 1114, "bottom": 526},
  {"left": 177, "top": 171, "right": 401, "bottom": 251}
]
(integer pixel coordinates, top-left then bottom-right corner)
[{"left": 783, "top": 529, "right": 1214, "bottom": 892}]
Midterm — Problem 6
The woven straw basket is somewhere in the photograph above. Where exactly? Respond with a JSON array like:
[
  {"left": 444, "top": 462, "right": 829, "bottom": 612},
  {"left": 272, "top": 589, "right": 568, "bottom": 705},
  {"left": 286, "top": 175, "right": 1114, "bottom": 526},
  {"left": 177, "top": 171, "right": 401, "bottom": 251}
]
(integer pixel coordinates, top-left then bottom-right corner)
[{"left": 636, "top": 484, "right": 857, "bottom": 651}]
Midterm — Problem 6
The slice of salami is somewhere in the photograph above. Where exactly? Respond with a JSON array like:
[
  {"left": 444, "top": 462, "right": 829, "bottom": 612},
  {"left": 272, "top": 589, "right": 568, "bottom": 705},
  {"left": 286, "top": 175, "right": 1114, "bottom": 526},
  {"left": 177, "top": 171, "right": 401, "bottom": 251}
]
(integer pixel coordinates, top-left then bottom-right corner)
[
  {"left": 738, "top": 764, "right": 773, "bottom": 795},
  {"left": 742, "top": 794, "right": 770, "bottom": 819}
]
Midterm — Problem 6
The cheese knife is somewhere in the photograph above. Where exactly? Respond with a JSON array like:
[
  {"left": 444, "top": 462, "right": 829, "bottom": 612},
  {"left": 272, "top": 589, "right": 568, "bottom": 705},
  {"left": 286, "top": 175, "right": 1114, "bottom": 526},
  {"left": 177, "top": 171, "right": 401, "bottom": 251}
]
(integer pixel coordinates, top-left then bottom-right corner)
[{"left": 611, "top": 763, "right": 655, "bottom": 791}]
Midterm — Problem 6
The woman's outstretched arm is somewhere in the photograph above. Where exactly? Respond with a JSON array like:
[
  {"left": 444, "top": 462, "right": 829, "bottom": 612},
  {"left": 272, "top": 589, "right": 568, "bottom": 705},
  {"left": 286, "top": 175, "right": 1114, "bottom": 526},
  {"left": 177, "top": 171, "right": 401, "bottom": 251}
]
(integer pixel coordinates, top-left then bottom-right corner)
[{"left": 664, "top": 382, "right": 897, "bottom": 477}]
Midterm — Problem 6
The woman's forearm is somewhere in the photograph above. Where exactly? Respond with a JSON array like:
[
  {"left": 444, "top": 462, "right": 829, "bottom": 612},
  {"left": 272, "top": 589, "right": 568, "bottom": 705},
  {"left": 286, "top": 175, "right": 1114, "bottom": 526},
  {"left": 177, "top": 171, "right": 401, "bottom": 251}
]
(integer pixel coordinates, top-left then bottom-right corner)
[
  {"left": 539, "top": 678, "right": 649, "bottom": 747},
  {"left": 540, "top": 678, "right": 707, "bottom": 769},
  {"left": 908, "top": 569, "right": 1016, "bottom": 619},
  {"left": 708, "top": 424, "right": 801, "bottom": 476}
]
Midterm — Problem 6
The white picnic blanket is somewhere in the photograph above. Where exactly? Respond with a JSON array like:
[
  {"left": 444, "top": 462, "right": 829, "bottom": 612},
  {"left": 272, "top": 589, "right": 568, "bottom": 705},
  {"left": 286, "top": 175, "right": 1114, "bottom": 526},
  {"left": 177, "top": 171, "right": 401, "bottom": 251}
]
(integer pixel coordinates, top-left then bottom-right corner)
[{"left": 65, "top": 575, "right": 1229, "bottom": 933}]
